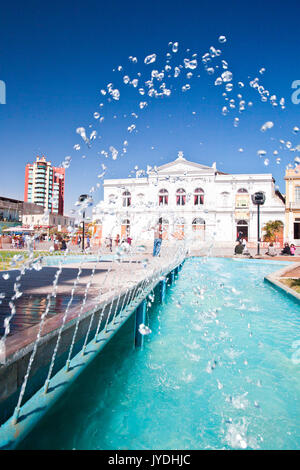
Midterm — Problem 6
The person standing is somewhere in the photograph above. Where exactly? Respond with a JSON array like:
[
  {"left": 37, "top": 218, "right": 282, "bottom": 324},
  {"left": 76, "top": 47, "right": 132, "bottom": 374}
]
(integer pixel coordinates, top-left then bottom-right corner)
[
  {"left": 153, "top": 217, "right": 163, "bottom": 257},
  {"left": 237, "top": 230, "right": 243, "bottom": 242}
]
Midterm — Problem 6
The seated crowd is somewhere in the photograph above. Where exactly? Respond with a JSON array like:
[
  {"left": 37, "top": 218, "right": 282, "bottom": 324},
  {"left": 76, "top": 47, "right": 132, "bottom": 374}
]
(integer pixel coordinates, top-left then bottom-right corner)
[
  {"left": 280, "top": 242, "right": 296, "bottom": 256},
  {"left": 234, "top": 240, "right": 297, "bottom": 257}
]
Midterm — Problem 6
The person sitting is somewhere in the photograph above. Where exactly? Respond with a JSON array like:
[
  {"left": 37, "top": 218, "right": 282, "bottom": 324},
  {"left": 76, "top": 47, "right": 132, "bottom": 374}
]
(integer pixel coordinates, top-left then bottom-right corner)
[
  {"left": 281, "top": 243, "right": 291, "bottom": 255},
  {"left": 290, "top": 244, "right": 296, "bottom": 256},
  {"left": 265, "top": 242, "right": 277, "bottom": 257},
  {"left": 241, "top": 238, "right": 250, "bottom": 255},
  {"left": 60, "top": 238, "right": 67, "bottom": 251},
  {"left": 234, "top": 240, "right": 244, "bottom": 255}
]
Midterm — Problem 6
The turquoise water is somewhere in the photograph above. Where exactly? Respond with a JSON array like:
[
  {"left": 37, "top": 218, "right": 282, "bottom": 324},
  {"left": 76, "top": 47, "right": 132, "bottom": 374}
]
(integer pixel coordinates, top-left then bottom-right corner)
[{"left": 19, "top": 257, "right": 300, "bottom": 450}]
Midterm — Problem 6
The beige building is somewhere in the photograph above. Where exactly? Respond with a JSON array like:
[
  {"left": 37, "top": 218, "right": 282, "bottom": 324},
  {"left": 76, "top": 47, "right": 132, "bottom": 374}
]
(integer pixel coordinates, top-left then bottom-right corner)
[
  {"left": 22, "top": 212, "right": 75, "bottom": 230},
  {"left": 285, "top": 165, "right": 300, "bottom": 243}
]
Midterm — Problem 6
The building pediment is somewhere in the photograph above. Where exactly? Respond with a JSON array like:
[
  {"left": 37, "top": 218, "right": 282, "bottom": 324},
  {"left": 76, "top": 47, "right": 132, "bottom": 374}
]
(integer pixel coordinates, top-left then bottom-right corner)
[{"left": 151, "top": 157, "right": 216, "bottom": 177}]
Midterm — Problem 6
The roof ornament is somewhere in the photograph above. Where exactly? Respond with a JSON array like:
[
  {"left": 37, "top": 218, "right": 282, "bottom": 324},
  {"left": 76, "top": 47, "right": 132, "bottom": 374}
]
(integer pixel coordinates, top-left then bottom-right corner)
[{"left": 177, "top": 150, "right": 185, "bottom": 160}]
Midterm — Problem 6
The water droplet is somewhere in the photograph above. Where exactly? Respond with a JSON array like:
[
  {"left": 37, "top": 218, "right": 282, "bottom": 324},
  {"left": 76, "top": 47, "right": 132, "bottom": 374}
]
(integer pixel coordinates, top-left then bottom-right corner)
[
  {"left": 222, "top": 106, "right": 229, "bottom": 116},
  {"left": 182, "top": 84, "right": 191, "bottom": 92},
  {"left": 127, "top": 124, "right": 136, "bottom": 133},
  {"left": 174, "top": 67, "right": 180, "bottom": 78},
  {"left": 184, "top": 58, "right": 197, "bottom": 70},
  {"left": 172, "top": 42, "right": 179, "bottom": 53},
  {"left": 221, "top": 71, "right": 233, "bottom": 82},
  {"left": 206, "top": 67, "right": 215, "bottom": 75},
  {"left": 138, "top": 323, "right": 152, "bottom": 335},
  {"left": 260, "top": 121, "right": 274, "bottom": 132},
  {"left": 144, "top": 53, "right": 156, "bottom": 65},
  {"left": 214, "top": 77, "right": 223, "bottom": 86}
]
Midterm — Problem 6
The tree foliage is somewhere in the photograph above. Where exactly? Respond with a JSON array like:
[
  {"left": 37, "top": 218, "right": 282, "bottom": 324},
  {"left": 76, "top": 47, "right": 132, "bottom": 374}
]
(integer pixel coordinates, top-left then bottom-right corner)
[{"left": 263, "top": 220, "right": 283, "bottom": 242}]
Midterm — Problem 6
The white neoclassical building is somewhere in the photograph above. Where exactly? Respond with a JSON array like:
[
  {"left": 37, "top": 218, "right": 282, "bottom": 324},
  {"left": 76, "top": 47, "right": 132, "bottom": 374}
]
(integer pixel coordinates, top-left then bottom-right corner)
[{"left": 92, "top": 155, "right": 285, "bottom": 245}]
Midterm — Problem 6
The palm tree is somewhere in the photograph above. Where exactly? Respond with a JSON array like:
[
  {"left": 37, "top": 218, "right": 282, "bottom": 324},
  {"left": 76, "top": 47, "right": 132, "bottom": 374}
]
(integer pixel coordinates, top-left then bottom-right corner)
[{"left": 263, "top": 220, "right": 283, "bottom": 242}]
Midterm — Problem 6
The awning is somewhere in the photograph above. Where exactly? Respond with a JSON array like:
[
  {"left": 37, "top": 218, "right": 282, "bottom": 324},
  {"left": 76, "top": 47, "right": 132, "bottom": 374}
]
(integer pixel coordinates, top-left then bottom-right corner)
[{"left": 2, "top": 226, "right": 35, "bottom": 233}]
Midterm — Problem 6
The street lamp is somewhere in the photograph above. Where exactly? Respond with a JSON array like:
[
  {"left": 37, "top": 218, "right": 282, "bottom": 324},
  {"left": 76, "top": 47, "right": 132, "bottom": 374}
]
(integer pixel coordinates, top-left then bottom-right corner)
[
  {"left": 78, "top": 194, "right": 93, "bottom": 252},
  {"left": 251, "top": 191, "right": 266, "bottom": 256}
]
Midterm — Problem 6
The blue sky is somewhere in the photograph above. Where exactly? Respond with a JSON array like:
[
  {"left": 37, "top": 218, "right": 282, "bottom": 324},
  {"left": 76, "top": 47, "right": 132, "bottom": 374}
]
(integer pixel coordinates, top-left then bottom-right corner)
[{"left": 1, "top": 0, "right": 300, "bottom": 214}]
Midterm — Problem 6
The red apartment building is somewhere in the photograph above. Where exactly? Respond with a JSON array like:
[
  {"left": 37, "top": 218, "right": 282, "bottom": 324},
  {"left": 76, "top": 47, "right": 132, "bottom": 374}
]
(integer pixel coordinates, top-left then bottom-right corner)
[{"left": 24, "top": 156, "right": 65, "bottom": 215}]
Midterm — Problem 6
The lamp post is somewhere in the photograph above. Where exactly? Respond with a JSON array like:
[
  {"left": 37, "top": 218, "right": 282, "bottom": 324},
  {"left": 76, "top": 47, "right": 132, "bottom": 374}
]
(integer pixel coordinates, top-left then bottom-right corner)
[
  {"left": 251, "top": 191, "right": 266, "bottom": 256},
  {"left": 78, "top": 194, "right": 93, "bottom": 252}
]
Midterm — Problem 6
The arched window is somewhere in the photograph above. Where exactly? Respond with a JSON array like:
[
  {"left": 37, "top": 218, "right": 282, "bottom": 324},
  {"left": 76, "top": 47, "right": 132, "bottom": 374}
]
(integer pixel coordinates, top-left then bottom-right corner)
[
  {"left": 192, "top": 217, "right": 206, "bottom": 241},
  {"left": 122, "top": 191, "right": 131, "bottom": 207},
  {"left": 136, "top": 193, "right": 145, "bottom": 206},
  {"left": 220, "top": 191, "right": 230, "bottom": 207},
  {"left": 174, "top": 217, "right": 185, "bottom": 238},
  {"left": 158, "top": 189, "right": 168, "bottom": 206},
  {"left": 176, "top": 188, "right": 186, "bottom": 206},
  {"left": 194, "top": 188, "right": 204, "bottom": 205},
  {"left": 192, "top": 217, "right": 205, "bottom": 231},
  {"left": 108, "top": 194, "right": 117, "bottom": 203},
  {"left": 236, "top": 189, "right": 249, "bottom": 208},
  {"left": 121, "top": 219, "right": 130, "bottom": 237}
]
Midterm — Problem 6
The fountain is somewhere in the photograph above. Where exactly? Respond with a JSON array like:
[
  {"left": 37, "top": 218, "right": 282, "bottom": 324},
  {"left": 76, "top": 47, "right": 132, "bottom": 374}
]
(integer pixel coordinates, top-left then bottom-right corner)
[{"left": 0, "top": 33, "right": 298, "bottom": 450}]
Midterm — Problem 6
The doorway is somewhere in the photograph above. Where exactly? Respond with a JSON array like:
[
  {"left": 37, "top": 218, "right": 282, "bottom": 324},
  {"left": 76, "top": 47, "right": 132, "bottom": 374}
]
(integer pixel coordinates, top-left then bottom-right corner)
[{"left": 236, "top": 220, "right": 248, "bottom": 241}]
